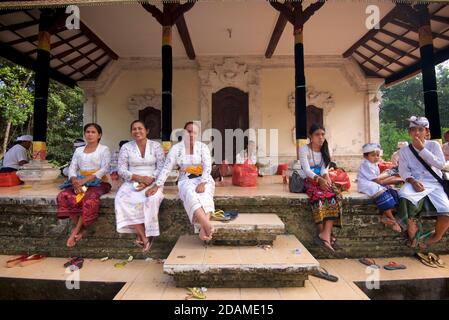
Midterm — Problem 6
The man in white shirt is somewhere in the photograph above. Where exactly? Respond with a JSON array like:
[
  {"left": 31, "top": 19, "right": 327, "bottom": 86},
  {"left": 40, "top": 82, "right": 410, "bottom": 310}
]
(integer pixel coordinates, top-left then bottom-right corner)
[
  {"left": 0, "top": 135, "right": 32, "bottom": 172},
  {"left": 443, "top": 130, "right": 449, "bottom": 162}
]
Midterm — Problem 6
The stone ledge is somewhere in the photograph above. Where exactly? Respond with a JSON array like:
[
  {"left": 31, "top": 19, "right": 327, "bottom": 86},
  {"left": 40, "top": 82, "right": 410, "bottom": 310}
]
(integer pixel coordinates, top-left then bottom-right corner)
[
  {"left": 164, "top": 235, "right": 318, "bottom": 288},
  {"left": 198, "top": 214, "right": 285, "bottom": 246},
  {"left": 1, "top": 193, "right": 448, "bottom": 259}
]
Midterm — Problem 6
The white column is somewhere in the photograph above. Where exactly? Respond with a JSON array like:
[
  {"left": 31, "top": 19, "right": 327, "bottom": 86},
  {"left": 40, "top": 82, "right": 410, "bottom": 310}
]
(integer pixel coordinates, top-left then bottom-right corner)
[{"left": 365, "top": 79, "right": 383, "bottom": 144}]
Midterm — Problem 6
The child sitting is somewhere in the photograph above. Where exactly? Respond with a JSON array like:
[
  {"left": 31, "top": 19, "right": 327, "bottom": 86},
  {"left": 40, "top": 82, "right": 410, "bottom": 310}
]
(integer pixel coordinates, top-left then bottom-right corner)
[{"left": 357, "top": 143, "right": 403, "bottom": 232}]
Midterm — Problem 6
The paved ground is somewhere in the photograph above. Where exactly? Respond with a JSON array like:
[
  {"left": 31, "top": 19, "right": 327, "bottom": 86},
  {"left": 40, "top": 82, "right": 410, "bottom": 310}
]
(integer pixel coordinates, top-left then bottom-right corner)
[{"left": 1, "top": 253, "right": 448, "bottom": 300}]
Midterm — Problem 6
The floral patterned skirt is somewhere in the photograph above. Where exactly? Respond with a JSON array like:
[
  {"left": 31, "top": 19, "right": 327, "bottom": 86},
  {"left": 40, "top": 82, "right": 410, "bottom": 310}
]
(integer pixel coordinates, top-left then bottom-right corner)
[
  {"left": 57, "top": 182, "right": 111, "bottom": 226},
  {"left": 304, "top": 178, "right": 342, "bottom": 227}
]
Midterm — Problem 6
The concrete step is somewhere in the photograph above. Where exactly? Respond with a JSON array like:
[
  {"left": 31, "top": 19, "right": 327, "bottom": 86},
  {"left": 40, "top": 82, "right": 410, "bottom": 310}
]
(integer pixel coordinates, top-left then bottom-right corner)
[
  {"left": 194, "top": 213, "right": 285, "bottom": 245},
  {"left": 163, "top": 235, "right": 319, "bottom": 288}
]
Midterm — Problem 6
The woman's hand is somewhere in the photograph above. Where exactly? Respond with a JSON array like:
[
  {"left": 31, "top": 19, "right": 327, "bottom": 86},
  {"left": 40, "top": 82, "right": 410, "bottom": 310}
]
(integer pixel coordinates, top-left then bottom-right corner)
[
  {"left": 134, "top": 175, "right": 154, "bottom": 185},
  {"left": 135, "top": 183, "right": 147, "bottom": 192},
  {"left": 196, "top": 182, "right": 206, "bottom": 193},
  {"left": 141, "top": 176, "right": 155, "bottom": 186},
  {"left": 71, "top": 177, "right": 82, "bottom": 194},
  {"left": 145, "top": 185, "right": 159, "bottom": 197},
  {"left": 318, "top": 176, "right": 332, "bottom": 191}
]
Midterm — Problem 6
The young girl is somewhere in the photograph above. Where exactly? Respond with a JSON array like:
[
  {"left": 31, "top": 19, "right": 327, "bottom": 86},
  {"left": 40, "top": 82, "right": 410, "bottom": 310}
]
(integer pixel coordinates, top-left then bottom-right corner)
[
  {"left": 299, "top": 123, "right": 342, "bottom": 253},
  {"left": 357, "top": 143, "right": 403, "bottom": 232}
]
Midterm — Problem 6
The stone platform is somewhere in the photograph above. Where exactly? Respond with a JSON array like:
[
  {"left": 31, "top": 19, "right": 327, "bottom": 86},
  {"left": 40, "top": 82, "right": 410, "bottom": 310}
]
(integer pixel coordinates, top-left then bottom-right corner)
[
  {"left": 164, "top": 235, "right": 319, "bottom": 288},
  {"left": 1, "top": 175, "right": 448, "bottom": 259},
  {"left": 195, "top": 213, "right": 285, "bottom": 245}
]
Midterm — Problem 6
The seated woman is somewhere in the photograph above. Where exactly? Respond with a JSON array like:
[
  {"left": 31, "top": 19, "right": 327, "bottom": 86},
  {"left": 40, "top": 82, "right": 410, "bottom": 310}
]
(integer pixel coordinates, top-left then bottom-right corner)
[
  {"left": 299, "top": 123, "right": 342, "bottom": 253},
  {"left": 397, "top": 116, "right": 449, "bottom": 248},
  {"left": 147, "top": 121, "right": 215, "bottom": 241},
  {"left": 57, "top": 123, "right": 111, "bottom": 247},
  {"left": 0, "top": 135, "right": 33, "bottom": 172},
  {"left": 114, "top": 120, "right": 165, "bottom": 252}
]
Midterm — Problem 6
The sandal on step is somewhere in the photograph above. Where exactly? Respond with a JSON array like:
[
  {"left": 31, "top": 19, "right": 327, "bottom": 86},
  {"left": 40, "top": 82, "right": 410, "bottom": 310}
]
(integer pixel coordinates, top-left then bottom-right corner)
[
  {"left": 383, "top": 261, "right": 407, "bottom": 270},
  {"left": 69, "top": 258, "right": 84, "bottom": 271},
  {"left": 210, "top": 211, "right": 231, "bottom": 222},
  {"left": 313, "top": 234, "right": 335, "bottom": 254},
  {"left": 185, "top": 287, "right": 206, "bottom": 300},
  {"left": 415, "top": 252, "right": 438, "bottom": 268},
  {"left": 19, "top": 254, "right": 46, "bottom": 267},
  {"left": 224, "top": 211, "right": 239, "bottom": 220},
  {"left": 310, "top": 267, "right": 339, "bottom": 282},
  {"left": 358, "top": 258, "right": 380, "bottom": 269},
  {"left": 64, "top": 256, "right": 81, "bottom": 268},
  {"left": 428, "top": 252, "right": 445, "bottom": 268},
  {"left": 6, "top": 255, "right": 28, "bottom": 268}
]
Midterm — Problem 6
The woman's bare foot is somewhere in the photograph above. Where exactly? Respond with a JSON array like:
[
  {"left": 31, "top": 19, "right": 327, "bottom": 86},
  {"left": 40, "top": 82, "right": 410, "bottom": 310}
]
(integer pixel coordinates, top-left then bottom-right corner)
[
  {"left": 142, "top": 237, "right": 153, "bottom": 253},
  {"left": 407, "top": 219, "right": 418, "bottom": 241},
  {"left": 199, "top": 227, "right": 211, "bottom": 241},
  {"left": 66, "top": 231, "right": 78, "bottom": 247},
  {"left": 199, "top": 220, "right": 214, "bottom": 241},
  {"left": 423, "top": 234, "right": 440, "bottom": 248},
  {"left": 134, "top": 233, "right": 144, "bottom": 247},
  {"left": 381, "top": 217, "right": 401, "bottom": 233}
]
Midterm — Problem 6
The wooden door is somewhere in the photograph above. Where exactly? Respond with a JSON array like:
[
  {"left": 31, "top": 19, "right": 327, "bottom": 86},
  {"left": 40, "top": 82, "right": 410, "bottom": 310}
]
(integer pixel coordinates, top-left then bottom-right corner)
[
  {"left": 139, "top": 107, "right": 161, "bottom": 139},
  {"left": 212, "top": 87, "right": 249, "bottom": 163}
]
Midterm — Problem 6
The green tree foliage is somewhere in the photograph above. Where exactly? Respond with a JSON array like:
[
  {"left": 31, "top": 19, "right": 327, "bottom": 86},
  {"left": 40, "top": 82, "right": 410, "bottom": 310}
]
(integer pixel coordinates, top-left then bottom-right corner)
[
  {"left": 0, "top": 59, "right": 33, "bottom": 155},
  {"left": 46, "top": 82, "right": 84, "bottom": 167},
  {"left": 0, "top": 57, "right": 83, "bottom": 166},
  {"left": 380, "top": 63, "right": 449, "bottom": 160}
]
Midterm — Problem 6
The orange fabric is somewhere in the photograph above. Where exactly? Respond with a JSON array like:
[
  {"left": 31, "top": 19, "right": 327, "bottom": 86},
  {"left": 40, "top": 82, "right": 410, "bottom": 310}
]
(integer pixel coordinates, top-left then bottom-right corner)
[{"left": 183, "top": 166, "right": 203, "bottom": 176}]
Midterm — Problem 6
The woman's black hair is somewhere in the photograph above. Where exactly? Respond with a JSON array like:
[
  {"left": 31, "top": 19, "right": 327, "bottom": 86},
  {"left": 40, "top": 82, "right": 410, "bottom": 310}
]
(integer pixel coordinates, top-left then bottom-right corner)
[
  {"left": 184, "top": 121, "right": 200, "bottom": 130},
  {"left": 130, "top": 119, "right": 148, "bottom": 131},
  {"left": 83, "top": 123, "right": 103, "bottom": 142},
  {"left": 308, "top": 123, "right": 331, "bottom": 168}
]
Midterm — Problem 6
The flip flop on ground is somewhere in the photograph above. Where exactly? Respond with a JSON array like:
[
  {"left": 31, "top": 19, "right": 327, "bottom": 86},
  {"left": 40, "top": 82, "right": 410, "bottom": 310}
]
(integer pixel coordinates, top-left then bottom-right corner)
[
  {"left": 19, "top": 254, "right": 46, "bottom": 267},
  {"left": 358, "top": 257, "right": 380, "bottom": 269},
  {"left": 428, "top": 252, "right": 445, "bottom": 268},
  {"left": 6, "top": 255, "right": 28, "bottom": 268},
  {"left": 415, "top": 252, "right": 438, "bottom": 268},
  {"left": 310, "top": 267, "right": 339, "bottom": 282},
  {"left": 383, "top": 261, "right": 407, "bottom": 270}
]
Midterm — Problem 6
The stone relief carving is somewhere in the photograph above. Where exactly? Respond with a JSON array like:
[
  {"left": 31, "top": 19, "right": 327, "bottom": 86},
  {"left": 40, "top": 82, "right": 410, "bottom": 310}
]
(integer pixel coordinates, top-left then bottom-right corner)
[{"left": 128, "top": 89, "right": 162, "bottom": 118}]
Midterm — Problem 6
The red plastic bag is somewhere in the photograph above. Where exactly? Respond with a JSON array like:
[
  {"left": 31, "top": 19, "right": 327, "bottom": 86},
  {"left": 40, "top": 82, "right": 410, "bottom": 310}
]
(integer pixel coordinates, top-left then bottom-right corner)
[
  {"left": 276, "top": 163, "right": 288, "bottom": 175},
  {"left": 232, "top": 161, "right": 257, "bottom": 187},
  {"left": 0, "top": 171, "right": 21, "bottom": 187},
  {"left": 219, "top": 162, "right": 234, "bottom": 177},
  {"left": 378, "top": 161, "right": 395, "bottom": 173},
  {"left": 328, "top": 168, "right": 351, "bottom": 191}
]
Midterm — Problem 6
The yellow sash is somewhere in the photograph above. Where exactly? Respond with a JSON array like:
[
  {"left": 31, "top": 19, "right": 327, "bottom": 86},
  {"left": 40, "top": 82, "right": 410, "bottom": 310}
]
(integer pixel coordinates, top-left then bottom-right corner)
[
  {"left": 80, "top": 170, "right": 109, "bottom": 183},
  {"left": 183, "top": 165, "right": 203, "bottom": 176}
]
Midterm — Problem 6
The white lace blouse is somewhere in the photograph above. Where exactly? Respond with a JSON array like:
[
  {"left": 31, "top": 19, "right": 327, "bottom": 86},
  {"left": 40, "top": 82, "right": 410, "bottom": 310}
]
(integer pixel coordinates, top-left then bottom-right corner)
[
  {"left": 68, "top": 144, "right": 111, "bottom": 179},
  {"left": 117, "top": 140, "right": 165, "bottom": 182},
  {"left": 155, "top": 141, "right": 212, "bottom": 187}
]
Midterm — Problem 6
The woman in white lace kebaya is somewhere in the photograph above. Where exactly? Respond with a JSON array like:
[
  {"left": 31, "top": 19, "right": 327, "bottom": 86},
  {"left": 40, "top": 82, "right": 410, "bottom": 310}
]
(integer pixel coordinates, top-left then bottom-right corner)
[
  {"left": 114, "top": 120, "right": 165, "bottom": 252},
  {"left": 147, "top": 122, "right": 215, "bottom": 241}
]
